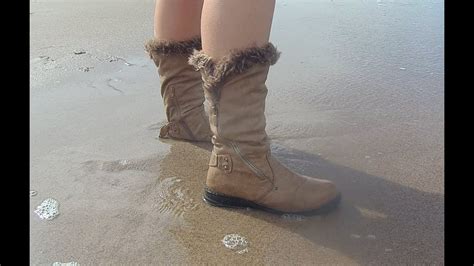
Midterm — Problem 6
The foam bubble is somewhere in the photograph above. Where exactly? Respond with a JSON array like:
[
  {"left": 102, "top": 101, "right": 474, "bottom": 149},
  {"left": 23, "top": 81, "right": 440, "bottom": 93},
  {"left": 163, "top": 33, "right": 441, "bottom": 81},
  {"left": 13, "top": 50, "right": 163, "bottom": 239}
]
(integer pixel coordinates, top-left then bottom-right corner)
[
  {"left": 52, "top": 262, "right": 80, "bottom": 266},
  {"left": 222, "top": 234, "right": 249, "bottom": 254},
  {"left": 281, "top": 214, "right": 306, "bottom": 221},
  {"left": 34, "top": 198, "right": 60, "bottom": 220}
]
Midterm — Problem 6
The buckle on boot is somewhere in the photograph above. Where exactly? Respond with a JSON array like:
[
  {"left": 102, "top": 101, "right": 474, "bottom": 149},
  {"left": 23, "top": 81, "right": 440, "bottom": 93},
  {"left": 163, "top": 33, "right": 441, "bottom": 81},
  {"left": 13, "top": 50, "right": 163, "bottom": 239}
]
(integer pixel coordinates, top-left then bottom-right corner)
[
  {"left": 209, "top": 153, "right": 218, "bottom": 167},
  {"left": 210, "top": 154, "right": 232, "bottom": 174},
  {"left": 219, "top": 154, "right": 232, "bottom": 174},
  {"left": 159, "top": 122, "right": 180, "bottom": 138}
]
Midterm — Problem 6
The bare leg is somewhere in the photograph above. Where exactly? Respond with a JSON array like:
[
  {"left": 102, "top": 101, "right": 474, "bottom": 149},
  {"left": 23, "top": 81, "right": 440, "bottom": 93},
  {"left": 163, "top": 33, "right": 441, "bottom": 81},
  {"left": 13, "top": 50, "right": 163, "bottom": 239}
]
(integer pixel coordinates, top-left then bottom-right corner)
[
  {"left": 154, "top": 0, "right": 204, "bottom": 41},
  {"left": 201, "top": 0, "right": 276, "bottom": 59}
]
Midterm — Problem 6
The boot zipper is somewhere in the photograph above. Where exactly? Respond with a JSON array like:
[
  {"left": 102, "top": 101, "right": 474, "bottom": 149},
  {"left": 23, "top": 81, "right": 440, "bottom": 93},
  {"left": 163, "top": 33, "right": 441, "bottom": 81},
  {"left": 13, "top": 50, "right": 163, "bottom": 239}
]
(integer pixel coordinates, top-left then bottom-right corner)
[
  {"left": 230, "top": 141, "right": 269, "bottom": 181},
  {"left": 212, "top": 95, "right": 268, "bottom": 180}
]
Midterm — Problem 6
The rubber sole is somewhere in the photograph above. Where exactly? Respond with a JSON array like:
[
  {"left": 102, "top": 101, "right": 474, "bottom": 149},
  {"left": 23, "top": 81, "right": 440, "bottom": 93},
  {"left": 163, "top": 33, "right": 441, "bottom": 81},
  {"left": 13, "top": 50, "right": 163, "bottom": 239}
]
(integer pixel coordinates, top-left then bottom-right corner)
[
  {"left": 158, "top": 135, "right": 210, "bottom": 143},
  {"left": 203, "top": 188, "right": 341, "bottom": 216}
]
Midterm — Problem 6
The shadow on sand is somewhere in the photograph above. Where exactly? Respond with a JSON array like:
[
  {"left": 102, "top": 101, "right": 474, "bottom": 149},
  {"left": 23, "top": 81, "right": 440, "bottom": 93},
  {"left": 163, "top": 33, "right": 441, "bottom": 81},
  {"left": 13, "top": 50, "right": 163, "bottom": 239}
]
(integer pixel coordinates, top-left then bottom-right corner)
[
  {"left": 84, "top": 139, "right": 443, "bottom": 264},
  {"left": 176, "top": 140, "right": 443, "bottom": 264}
]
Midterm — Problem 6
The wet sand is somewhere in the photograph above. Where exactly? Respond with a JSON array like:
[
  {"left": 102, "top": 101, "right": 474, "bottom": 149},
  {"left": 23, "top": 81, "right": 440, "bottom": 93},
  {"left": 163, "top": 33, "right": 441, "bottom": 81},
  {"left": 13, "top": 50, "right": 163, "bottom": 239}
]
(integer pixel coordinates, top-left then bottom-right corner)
[{"left": 30, "top": 0, "right": 444, "bottom": 264}]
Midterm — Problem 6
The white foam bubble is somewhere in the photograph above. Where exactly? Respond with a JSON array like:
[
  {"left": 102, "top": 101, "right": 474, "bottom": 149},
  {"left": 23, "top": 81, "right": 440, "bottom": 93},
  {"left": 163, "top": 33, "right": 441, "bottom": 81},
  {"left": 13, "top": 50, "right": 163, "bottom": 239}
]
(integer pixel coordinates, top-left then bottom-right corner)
[
  {"left": 281, "top": 214, "right": 306, "bottom": 221},
  {"left": 236, "top": 248, "right": 249, "bottom": 254},
  {"left": 222, "top": 234, "right": 249, "bottom": 254},
  {"left": 367, "top": 234, "right": 377, "bottom": 240},
  {"left": 34, "top": 198, "right": 59, "bottom": 220},
  {"left": 52, "top": 262, "right": 80, "bottom": 266}
]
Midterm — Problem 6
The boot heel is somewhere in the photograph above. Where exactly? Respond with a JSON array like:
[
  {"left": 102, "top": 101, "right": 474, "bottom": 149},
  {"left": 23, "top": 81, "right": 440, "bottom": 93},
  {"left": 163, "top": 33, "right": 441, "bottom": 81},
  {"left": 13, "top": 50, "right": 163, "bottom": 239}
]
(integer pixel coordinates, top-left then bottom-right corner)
[
  {"left": 203, "top": 188, "right": 252, "bottom": 209},
  {"left": 204, "top": 188, "right": 342, "bottom": 215}
]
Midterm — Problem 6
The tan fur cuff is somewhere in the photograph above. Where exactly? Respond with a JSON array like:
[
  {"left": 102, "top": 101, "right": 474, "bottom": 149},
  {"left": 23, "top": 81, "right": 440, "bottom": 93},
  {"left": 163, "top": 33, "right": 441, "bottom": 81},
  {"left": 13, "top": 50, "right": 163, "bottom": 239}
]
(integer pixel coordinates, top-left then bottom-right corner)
[
  {"left": 145, "top": 37, "right": 202, "bottom": 57},
  {"left": 188, "top": 43, "right": 280, "bottom": 88}
]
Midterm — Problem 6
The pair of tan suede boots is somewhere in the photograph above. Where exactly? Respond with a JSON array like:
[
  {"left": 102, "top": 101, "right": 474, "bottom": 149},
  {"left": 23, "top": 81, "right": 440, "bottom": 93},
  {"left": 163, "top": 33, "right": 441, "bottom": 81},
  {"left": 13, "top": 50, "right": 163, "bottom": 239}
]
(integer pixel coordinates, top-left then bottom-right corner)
[{"left": 145, "top": 38, "right": 341, "bottom": 215}]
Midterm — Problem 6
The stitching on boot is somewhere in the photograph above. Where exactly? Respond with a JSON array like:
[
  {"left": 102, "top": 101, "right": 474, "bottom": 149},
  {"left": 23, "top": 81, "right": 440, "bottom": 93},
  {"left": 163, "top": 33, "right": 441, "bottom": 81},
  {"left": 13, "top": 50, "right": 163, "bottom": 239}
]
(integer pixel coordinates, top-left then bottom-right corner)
[
  {"left": 145, "top": 37, "right": 202, "bottom": 57},
  {"left": 188, "top": 43, "right": 281, "bottom": 90}
]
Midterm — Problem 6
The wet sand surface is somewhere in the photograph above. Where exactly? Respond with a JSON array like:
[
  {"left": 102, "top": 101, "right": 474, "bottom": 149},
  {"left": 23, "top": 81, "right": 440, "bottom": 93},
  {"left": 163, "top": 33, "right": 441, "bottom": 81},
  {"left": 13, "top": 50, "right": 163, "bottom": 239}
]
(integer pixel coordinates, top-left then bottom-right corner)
[{"left": 30, "top": 0, "right": 444, "bottom": 264}]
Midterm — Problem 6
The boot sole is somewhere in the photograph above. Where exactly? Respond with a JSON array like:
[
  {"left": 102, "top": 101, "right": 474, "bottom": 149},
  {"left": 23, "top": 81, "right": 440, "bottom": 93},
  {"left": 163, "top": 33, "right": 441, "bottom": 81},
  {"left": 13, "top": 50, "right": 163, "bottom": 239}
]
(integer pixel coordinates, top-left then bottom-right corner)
[
  {"left": 158, "top": 135, "right": 210, "bottom": 143},
  {"left": 203, "top": 188, "right": 341, "bottom": 216}
]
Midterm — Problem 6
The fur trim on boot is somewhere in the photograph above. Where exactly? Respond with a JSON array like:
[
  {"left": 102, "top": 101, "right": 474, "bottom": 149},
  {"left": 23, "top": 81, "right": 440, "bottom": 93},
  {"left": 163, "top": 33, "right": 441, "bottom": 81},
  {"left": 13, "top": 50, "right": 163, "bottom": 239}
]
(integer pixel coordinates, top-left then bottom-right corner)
[
  {"left": 188, "top": 43, "right": 281, "bottom": 89},
  {"left": 145, "top": 37, "right": 202, "bottom": 57}
]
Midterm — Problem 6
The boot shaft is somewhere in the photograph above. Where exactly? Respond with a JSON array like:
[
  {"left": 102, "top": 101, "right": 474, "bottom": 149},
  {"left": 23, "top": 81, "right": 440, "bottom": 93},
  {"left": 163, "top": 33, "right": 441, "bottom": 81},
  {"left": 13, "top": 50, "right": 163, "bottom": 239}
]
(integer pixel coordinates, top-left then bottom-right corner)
[
  {"left": 189, "top": 43, "right": 280, "bottom": 156},
  {"left": 207, "top": 65, "right": 270, "bottom": 153},
  {"left": 145, "top": 38, "right": 211, "bottom": 142}
]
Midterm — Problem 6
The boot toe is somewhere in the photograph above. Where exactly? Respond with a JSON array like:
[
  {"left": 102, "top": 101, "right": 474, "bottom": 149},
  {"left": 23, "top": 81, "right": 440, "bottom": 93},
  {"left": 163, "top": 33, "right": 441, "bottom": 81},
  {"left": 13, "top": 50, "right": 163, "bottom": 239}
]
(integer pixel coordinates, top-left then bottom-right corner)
[{"left": 300, "top": 178, "right": 340, "bottom": 212}]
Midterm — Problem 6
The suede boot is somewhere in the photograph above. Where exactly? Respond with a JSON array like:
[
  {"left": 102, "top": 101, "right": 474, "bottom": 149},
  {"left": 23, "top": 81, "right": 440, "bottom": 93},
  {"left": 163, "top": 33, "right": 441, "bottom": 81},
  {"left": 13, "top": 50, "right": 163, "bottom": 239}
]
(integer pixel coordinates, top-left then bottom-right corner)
[
  {"left": 145, "top": 38, "right": 211, "bottom": 142},
  {"left": 189, "top": 43, "right": 341, "bottom": 214}
]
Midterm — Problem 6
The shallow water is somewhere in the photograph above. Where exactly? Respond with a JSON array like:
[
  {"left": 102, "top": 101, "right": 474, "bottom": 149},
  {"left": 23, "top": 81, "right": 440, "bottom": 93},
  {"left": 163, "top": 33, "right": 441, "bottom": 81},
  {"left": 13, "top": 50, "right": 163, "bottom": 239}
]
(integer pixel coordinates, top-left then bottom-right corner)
[{"left": 30, "top": 0, "right": 443, "bottom": 264}]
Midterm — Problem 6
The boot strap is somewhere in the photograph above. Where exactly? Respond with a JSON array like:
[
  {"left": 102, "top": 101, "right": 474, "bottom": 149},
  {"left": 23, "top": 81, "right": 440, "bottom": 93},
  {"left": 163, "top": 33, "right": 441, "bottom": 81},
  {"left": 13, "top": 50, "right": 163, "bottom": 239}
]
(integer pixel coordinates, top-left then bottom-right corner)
[
  {"left": 159, "top": 122, "right": 179, "bottom": 138},
  {"left": 209, "top": 153, "right": 233, "bottom": 174}
]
